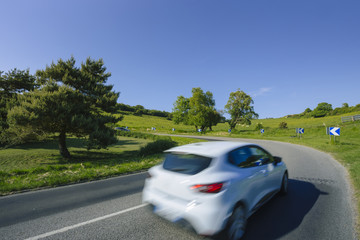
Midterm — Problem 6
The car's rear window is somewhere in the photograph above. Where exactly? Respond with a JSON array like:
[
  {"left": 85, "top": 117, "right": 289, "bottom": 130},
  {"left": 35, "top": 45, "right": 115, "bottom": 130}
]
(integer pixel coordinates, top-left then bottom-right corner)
[{"left": 163, "top": 153, "right": 212, "bottom": 175}]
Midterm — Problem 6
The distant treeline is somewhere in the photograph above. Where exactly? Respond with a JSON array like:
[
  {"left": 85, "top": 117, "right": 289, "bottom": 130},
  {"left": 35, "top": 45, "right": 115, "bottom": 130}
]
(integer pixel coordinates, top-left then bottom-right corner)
[
  {"left": 117, "top": 103, "right": 172, "bottom": 119},
  {"left": 286, "top": 102, "right": 360, "bottom": 119}
]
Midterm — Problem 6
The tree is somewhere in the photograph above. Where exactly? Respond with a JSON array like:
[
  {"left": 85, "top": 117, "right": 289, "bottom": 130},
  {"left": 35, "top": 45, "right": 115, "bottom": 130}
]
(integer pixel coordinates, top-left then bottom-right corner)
[
  {"left": 172, "top": 95, "right": 190, "bottom": 124},
  {"left": 303, "top": 108, "right": 312, "bottom": 114},
  {"left": 188, "top": 88, "right": 217, "bottom": 131},
  {"left": 0, "top": 69, "right": 36, "bottom": 144},
  {"left": 312, "top": 102, "right": 333, "bottom": 118},
  {"left": 172, "top": 88, "right": 220, "bottom": 132},
  {"left": 207, "top": 109, "right": 222, "bottom": 131},
  {"left": 225, "top": 89, "right": 258, "bottom": 130},
  {"left": 134, "top": 105, "right": 145, "bottom": 116},
  {"left": 8, "top": 57, "right": 122, "bottom": 158}
]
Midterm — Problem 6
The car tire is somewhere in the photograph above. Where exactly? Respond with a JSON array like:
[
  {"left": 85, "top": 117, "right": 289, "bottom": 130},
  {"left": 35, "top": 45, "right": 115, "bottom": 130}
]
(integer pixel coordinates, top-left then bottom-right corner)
[
  {"left": 280, "top": 172, "right": 288, "bottom": 195},
  {"left": 227, "top": 205, "right": 247, "bottom": 240}
]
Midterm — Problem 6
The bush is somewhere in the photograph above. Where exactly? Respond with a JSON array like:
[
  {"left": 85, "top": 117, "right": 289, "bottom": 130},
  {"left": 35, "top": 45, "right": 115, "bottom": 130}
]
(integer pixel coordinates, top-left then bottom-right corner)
[
  {"left": 279, "top": 122, "right": 288, "bottom": 129},
  {"left": 254, "top": 123, "right": 264, "bottom": 131},
  {"left": 0, "top": 126, "right": 48, "bottom": 146},
  {"left": 115, "top": 130, "right": 170, "bottom": 141},
  {"left": 116, "top": 130, "right": 152, "bottom": 139},
  {"left": 139, "top": 139, "right": 177, "bottom": 156},
  {"left": 116, "top": 130, "right": 177, "bottom": 156}
]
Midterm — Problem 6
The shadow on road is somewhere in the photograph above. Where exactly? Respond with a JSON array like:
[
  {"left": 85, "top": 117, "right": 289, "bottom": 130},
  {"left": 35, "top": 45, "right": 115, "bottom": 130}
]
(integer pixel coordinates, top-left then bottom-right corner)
[
  {"left": 150, "top": 178, "right": 325, "bottom": 240},
  {"left": 241, "top": 179, "right": 326, "bottom": 240}
]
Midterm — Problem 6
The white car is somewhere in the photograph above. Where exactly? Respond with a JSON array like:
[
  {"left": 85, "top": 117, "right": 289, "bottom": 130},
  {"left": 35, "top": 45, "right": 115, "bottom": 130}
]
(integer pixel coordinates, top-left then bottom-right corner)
[{"left": 142, "top": 141, "right": 288, "bottom": 239}]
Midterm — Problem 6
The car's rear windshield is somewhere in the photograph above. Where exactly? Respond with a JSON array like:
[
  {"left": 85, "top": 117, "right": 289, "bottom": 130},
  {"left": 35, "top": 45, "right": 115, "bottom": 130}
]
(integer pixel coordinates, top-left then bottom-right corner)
[{"left": 163, "top": 153, "right": 212, "bottom": 175}]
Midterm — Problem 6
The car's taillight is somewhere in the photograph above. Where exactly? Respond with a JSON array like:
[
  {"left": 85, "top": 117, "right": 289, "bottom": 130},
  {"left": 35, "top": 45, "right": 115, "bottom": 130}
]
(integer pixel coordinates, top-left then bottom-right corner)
[{"left": 190, "top": 182, "right": 224, "bottom": 193}]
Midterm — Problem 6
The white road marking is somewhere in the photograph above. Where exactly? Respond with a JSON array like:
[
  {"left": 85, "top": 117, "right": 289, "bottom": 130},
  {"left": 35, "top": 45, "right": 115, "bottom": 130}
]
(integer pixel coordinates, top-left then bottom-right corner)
[{"left": 24, "top": 203, "right": 148, "bottom": 240}]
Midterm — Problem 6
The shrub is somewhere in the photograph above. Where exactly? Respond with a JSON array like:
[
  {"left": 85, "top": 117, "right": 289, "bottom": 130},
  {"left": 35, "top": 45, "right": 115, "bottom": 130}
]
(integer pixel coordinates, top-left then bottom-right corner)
[
  {"left": 139, "top": 139, "right": 177, "bottom": 156},
  {"left": 116, "top": 130, "right": 151, "bottom": 139},
  {"left": 279, "top": 122, "right": 288, "bottom": 129},
  {"left": 254, "top": 123, "right": 264, "bottom": 131}
]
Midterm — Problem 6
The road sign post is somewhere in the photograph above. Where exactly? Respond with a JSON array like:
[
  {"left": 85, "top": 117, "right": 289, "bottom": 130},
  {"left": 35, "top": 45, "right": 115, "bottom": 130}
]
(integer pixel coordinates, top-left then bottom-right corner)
[
  {"left": 296, "top": 128, "right": 304, "bottom": 139},
  {"left": 329, "top": 127, "right": 340, "bottom": 144}
]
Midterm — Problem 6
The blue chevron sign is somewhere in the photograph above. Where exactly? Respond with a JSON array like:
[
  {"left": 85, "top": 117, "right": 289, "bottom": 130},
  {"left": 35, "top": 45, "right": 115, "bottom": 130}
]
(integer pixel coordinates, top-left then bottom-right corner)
[
  {"left": 296, "top": 128, "right": 304, "bottom": 134},
  {"left": 329, "top": 127, "right": 340, "bottom": 136}
]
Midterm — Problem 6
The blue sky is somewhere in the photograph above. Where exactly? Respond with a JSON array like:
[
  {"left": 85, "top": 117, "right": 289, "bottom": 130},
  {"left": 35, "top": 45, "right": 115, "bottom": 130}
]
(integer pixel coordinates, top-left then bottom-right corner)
[{"left": 1, "top": 0, "right": 359, "bottom": 118}]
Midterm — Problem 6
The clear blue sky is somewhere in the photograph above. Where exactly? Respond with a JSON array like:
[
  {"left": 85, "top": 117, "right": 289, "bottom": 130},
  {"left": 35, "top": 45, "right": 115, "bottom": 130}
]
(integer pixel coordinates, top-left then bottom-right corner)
[{"left": 1, "top": 0, "right": 359, "bottom": 118}]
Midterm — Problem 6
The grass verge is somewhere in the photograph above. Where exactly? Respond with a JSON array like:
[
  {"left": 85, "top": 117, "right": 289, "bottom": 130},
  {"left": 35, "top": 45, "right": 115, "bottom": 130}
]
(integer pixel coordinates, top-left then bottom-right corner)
[
  {"left": 0, "top": 137, "right": 143, "bottom": 195},
  {"left": 0, "top": 135, "right": 204, "bottom": 195}
]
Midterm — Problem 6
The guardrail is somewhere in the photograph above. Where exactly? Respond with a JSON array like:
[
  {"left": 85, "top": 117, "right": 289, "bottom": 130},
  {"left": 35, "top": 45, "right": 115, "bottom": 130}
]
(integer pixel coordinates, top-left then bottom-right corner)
[{"left": 341, "top": 114, "right": 360, "bottom": 123}]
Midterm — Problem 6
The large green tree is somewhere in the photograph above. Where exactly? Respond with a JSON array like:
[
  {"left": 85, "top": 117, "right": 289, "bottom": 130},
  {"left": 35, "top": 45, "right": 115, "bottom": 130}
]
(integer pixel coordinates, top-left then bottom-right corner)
[
  {"left": 172, "top": 88, "right": 221, "bottom": 132},
  {"left": 8, "top": 57, "right": 122, "bottom": 158},
  {"left": 225, "top": 89, "right": 258, "bottom": 130}
]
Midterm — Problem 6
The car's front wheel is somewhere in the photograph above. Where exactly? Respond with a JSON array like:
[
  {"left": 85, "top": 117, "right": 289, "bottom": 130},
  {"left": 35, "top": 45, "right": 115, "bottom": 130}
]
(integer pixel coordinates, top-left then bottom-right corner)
[{"left": 227, "top": 205, "right": 247, "bottom": 240}]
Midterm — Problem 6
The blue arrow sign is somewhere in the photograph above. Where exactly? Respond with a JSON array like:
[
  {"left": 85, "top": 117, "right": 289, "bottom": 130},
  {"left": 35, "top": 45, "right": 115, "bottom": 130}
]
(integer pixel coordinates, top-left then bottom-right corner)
[
  {"left": 329, "top": 127, "right": 340, "bottom": 136},
  {"left": 260, "top": 129, "right": 264, "bottom": 134}
]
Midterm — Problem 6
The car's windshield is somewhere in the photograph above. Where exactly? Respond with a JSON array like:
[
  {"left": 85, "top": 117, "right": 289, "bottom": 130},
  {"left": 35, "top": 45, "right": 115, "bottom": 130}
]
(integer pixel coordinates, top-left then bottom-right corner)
[{"left": 163, "top": 153, "right": 212, "bottom": 175}]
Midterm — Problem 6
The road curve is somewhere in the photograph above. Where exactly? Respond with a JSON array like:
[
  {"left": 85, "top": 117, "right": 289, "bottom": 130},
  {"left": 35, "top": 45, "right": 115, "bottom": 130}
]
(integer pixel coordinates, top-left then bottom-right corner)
[{"left": 0, "top": 136, "right": 357, "bottom": 240}]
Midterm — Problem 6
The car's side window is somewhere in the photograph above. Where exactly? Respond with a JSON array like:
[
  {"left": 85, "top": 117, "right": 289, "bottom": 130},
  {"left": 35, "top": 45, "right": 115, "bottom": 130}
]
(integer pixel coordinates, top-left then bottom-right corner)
[
  {"left": 248, "top": 147, "right": 273, "bottom": 166},
  {"left": 229, "top": 147, "right": 254, "bottom": 168},
  {"left": 229, "top": 146, "right": 273, "bottom": 168}
]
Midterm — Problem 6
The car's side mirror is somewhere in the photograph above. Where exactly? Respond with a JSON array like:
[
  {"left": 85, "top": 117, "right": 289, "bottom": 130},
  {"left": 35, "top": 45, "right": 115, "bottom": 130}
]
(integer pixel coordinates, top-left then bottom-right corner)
[{"left": 274, "top": 156, "right": 282, "bottom": 165}]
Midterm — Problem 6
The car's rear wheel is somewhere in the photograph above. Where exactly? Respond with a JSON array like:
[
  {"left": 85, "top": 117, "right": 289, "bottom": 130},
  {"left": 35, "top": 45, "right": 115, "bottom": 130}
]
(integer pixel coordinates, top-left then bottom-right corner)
[
  {"left": 227, "top": 205, "right": 247, "bottom": 240},
  {"left": 280, "top": 172, "right": 288, "bottom": 195}
]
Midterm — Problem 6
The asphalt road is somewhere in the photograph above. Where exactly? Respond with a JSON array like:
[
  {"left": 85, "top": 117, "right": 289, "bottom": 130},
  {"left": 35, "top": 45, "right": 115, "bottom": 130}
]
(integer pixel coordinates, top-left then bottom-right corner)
[{"left": 0, "top": 137, "right": 357, "bottom": 240}]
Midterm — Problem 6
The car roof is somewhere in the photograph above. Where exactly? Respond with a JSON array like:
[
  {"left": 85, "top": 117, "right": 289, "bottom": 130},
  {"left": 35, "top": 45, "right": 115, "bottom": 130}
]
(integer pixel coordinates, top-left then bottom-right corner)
[{"left": 164, "top": 141, "right": 256, "bottom": 158}]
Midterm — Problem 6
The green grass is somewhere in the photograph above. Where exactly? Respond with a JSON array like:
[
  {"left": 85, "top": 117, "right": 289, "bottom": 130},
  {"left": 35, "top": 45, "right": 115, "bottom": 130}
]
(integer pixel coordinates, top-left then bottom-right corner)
[
  {"left": 0, "top": 137, "right": 155, "bottom": 194},
  {"left": 117, "top": 113, "right": 196, "bottom": 133}
]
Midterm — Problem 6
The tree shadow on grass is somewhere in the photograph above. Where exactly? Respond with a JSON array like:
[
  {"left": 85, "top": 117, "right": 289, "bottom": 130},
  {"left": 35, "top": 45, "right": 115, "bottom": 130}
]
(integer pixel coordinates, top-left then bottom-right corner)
[
  {"left": 8, "top": 138, "right": 141, "bottom": 151},
  {"left": 60, "top": 149, "right": 141, "bottom": 165},
  {"left": 339, "top": 142, "right": 360, "bottom": 146},
  {"left": 7, "top": 138, "right": 147, "bottom": 167}
]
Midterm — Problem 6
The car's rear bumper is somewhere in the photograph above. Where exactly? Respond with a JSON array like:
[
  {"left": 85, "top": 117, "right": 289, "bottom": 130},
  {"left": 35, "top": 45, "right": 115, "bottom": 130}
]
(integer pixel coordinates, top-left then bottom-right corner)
[{"left": 142, "top": 187, "right": 230, "bottom": 236}]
